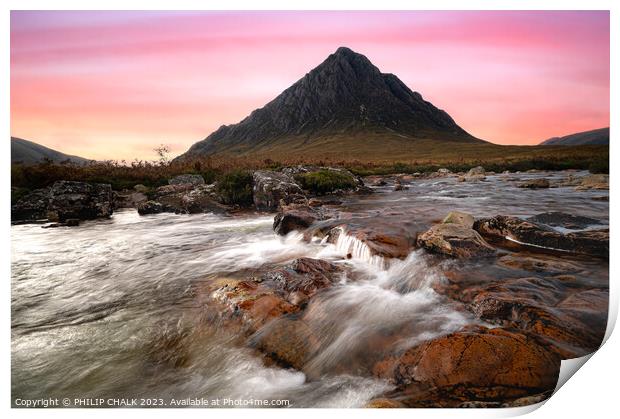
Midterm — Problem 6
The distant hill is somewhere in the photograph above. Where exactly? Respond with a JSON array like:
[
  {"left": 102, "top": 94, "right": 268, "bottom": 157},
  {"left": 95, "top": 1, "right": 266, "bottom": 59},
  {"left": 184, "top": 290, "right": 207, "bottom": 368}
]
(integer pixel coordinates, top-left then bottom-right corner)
[
  {"left": 11, "top": 137, "right": 90, "bottom": 165},
  {"left": 177, "top": 47, "right": 483, "bottom": 160},
  {"left": 540, "top": 127, "right": 609, "bottom": 146}
]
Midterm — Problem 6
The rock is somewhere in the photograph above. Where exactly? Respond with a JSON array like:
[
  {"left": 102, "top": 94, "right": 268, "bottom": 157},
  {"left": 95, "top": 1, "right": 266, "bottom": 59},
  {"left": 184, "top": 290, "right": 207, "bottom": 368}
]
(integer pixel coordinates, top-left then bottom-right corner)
[
  {"left": 417, "top": 213, "right": 495, "bottom": 258},
  {"left": 168, "top": 174, "right": 205, "bottom": 186},
  {"left": 326, "top": 225, "right": 417, "bottom": 260},
  {"left": 518, "top": 179, "right": 550, "bottom": 189},
  {"left": 11, "top": 187, "right": 51, "bottom": 221},
  {"left": 467, "top": 166, "right": 485, "bottom": 176},
  {"left": 205, "top": 258, "right": 344, "bottom": 335},
  {"left": 576, "top": 174, "right": 608, "bottom": 190},
  {"left": 468, "top": 285, "right": 606, "bottom": 358},
  {"left": 380, "top": 327, "right": 560, "bottom": 402},
  {"left": 133, "top": 184, "right": 149, "bottom": 193},
  {"left": 115, "top": 191, "right": 148, "bottom": 209},
  {"left": 497, "top": 254, "right": 582, "bottom": 274},
  {"left": 142, "top": 183, "right": 227, "bottom": 215},
  {"left": 251, "top": 318, "right": 320, "bottom": 370},
  {"left": 527, "top": 212, "right": 601, "bottom": 230},
  {"left": 442, "top": 211, "right": 474, "bottom": 228},
  {"left": 65, "top": 218, "right": 80, "bottom": 227},
  {"left": 261, "top": 257, "right": 343, "bottom": 301},
  {"left": 253, "top": 170, "right": 305, "bottom": 211},
  {"left": 458, "top": 166, "right": 486, "bottom": 182},
  {"left": 41, "top": 223, "right": 61, "bottom": 229},
  {"left": 137, "top": 201, "right": 164, "bottom": 215},
  {"left": 273, "top": 203, "right": 321, "bottom": 235},
  {"left": 592, "top": 195, "right": 609, "bottom": 201},
  {"left": 365, "top": 399, "right": 406, "bottom": 408},
  {"left": 501, "top": 392, "right": 551, "bottom": 407},
  {"left": 46, "top": 181, "right": 113, "bottom": 222},
  {"left": 394, "top": 183, "right": 407, "bottom": 191},
  {"left": 437, "top": 168, "right": 451, "bottom": 176},
  {"left": 474, "top": 215, "right": 608, "bottom": 257}
]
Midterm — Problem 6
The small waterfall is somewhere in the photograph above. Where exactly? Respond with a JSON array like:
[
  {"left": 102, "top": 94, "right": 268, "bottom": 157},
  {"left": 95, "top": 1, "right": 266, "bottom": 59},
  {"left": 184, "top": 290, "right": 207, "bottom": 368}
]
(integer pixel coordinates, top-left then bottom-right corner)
[{"left": 333, "top": 227, "right": 387, "bottom": 269}]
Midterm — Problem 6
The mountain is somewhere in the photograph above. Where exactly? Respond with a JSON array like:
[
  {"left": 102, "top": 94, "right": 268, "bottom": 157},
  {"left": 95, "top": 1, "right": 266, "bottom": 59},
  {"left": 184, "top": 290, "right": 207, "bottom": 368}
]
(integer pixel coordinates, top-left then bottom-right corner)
[
  {"left": 178, "top": 47, "right": 482, "bottom": 159},
  {"left": 540, "top": 127, "right": 609, "bottom": 146},
  {"left": 11, "top": 137, "right": 90, "bottom": 165}
]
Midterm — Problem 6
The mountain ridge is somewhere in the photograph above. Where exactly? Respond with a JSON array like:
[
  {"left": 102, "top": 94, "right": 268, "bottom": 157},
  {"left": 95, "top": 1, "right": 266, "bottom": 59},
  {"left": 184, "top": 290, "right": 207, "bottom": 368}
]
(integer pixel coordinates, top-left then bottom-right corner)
[
  {"left": 540, "top": 127, "right": 609, "bottom": 146},
  {"left": 178, "top": 47, "right": 482, "bottom": 159},
  {"left": 11, "top": 137, "right": 90, "bottom": 165}
]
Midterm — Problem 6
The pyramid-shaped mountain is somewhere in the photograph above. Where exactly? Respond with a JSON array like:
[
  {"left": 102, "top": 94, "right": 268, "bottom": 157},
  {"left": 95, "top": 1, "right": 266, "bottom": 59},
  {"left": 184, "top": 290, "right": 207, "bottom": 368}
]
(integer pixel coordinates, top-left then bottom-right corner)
[{"left": 179, "top": 47, "right": 482, "bottom": 158}]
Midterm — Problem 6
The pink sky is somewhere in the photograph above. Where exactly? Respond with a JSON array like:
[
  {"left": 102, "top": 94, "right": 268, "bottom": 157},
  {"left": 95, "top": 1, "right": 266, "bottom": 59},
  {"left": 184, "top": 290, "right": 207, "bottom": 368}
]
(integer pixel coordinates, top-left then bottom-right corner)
[{"left": 11, "top": 11, "right": 609, "bottom": 161}]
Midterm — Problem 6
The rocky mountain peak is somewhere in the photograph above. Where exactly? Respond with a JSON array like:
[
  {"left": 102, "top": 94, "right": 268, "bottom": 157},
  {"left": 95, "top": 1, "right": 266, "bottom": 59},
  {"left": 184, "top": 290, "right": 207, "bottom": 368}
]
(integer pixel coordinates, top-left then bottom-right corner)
[{"left": 178, "top": 47, "right": 481, "bottom": 158}]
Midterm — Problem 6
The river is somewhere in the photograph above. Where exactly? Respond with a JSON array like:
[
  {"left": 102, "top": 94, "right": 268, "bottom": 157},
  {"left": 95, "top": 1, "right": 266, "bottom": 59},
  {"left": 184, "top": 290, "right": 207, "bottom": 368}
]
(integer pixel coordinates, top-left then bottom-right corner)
[{"left": 11, "top": 170, "right": 609, "bottom": 407}]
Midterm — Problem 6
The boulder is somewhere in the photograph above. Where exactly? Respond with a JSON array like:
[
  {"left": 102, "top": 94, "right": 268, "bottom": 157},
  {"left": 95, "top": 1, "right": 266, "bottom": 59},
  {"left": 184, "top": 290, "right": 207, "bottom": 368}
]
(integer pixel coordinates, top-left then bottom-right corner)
[
  {"left": 168, "top": 174, "right": 205, "bottom": 186},
  {"left": 253, "top": 170, "right": 305, "bottom": 211},
  {"left": 457, "top": 166, "right": 486, "bottom": 182},
  {"left": 251, "top": 318, "right": 320, "bottom": 370},
  {"left": 11, "top": 187, "right": 51, "bottom": 221},
  {"left": 442, "top": 211, "right": 474, "bottom": 228},
  {"left": 206, "top": 258, "right": 344, "bottom": 335},
  {"left": 518, "top": 179, "right": 550, "bottom": 189},
  {"left": 140, "top": 183, "right": 227, "bottom": 215},
  {"left": 474, "top": 215, "right": 608, "bottom": 257},
  {"left": 417, "top": 213, "right": 494, "bottom": 258},
  {"left": 137, "top": 200, "right": 165, "bottom": 215},
  {"left": 467, "top": 166, "right": 485, "bottom": 176},
  {"left": 46, "top": 181, "right": 113, "bottom": 222},
  {"left": 377, "top": 327, "right": 560, "bottom": 403},
  {"left": 273, "top": 203, "right": 321, "bottom": 235},
  {"left": 326, "top": 225, "right": 417, "bottom": 260}
]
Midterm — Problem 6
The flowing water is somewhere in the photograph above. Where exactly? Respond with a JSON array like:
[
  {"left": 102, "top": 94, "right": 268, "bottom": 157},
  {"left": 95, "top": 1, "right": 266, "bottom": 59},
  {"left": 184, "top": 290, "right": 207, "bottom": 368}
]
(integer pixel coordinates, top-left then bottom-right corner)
[{"left": 11, "top": 171, "right": 609, "bottom": 407}]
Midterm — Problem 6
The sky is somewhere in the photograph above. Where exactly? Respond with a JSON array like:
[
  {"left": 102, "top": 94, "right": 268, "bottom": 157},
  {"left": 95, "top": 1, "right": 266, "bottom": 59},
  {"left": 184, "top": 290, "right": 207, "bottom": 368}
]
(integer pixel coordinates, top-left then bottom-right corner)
[{"left": 10, "top": 10, "right": 610, "bottom": 161}]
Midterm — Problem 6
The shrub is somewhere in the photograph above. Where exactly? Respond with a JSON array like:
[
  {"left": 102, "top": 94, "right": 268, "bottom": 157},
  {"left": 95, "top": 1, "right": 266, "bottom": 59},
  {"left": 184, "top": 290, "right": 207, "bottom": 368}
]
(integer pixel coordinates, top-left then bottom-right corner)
[
  {"left": 216, "top": 170, "right": 254, "bottom": 206},
  {"left": 295, "top": 170, "right": 357, "bottom": 194}
]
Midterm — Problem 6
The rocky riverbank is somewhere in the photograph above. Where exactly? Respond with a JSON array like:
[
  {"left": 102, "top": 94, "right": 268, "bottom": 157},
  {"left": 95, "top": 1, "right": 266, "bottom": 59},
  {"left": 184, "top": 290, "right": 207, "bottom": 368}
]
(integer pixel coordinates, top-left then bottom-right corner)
[{"left": 11, "top": 166, "right": 609, "bottom": 408}]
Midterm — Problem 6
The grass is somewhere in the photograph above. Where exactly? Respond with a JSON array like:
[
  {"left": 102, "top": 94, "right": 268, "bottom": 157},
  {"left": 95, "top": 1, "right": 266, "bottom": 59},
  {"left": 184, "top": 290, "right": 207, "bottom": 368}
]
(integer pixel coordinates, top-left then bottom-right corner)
[
  {"left": 215, "top": 170, "right": 254, "bottom": 206},
  {"left": 294, "top": 170, "right": 358, "bottom": 194},
  {"left": 11, "top": 140, "right": 608, "bottom": 200}
]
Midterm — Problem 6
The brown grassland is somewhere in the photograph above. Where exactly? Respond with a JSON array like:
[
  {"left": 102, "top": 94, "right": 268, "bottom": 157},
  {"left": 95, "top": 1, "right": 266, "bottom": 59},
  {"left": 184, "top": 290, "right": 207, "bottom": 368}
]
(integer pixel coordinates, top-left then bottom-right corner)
[{"left": 11, "top": 139, "right": 608, "bottom": 201}]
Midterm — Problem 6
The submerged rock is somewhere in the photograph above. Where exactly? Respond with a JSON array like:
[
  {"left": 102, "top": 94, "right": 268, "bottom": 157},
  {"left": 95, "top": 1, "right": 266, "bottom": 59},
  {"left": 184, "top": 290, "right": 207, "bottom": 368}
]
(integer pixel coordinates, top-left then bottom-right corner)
[
  {"left": 253, "top": 170, "right": 305, "bottom": 211},
  {"left": 474, "top": 215, "right": 608, "bottom": 257},
  {"left": 251, "top": 318, "right": 320, "bottom": 370},
  {"left": 576, "top": 174, "right": 608, "bottom": 191},
  {"left": 527, "top": 212, "right": 601, "bottom": 230},
  {"left": 518, "top": 178, "right": 550, "bottom": 189}
]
